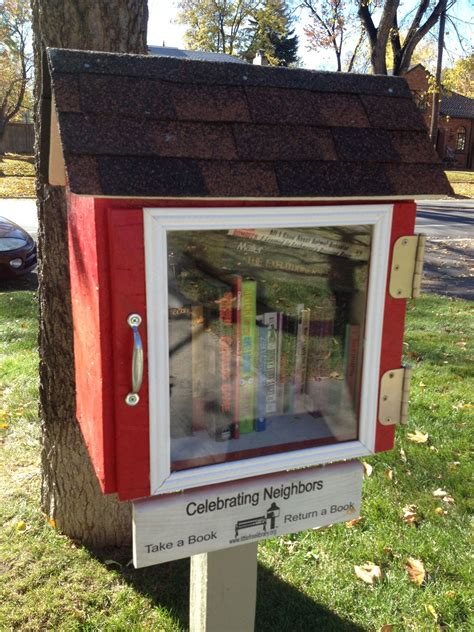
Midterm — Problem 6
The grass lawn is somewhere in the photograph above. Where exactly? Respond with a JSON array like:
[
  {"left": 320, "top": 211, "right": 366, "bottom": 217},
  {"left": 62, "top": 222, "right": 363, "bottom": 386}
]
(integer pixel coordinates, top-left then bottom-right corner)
[
  {"left": 1, "top": 288, "right": 472, "bottom": 631},
  {"left": 0, "top": 154, "right": 35, "bottom": 198},
  {"left": 445, "top": 171, "right": 474, "bottom": 199}
]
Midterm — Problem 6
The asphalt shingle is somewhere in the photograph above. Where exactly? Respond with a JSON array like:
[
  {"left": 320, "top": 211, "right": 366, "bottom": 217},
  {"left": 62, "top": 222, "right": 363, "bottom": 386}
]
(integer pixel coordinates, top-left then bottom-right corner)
[{"left": 46, "top": 47, "right": 453, "bottom": 199}]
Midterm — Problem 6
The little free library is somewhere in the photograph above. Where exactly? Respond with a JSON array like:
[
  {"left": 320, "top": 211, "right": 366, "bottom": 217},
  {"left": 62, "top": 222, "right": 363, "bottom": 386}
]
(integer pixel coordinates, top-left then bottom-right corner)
[{"left": 42, "top": 48, "right": 451, "bottom": 514}]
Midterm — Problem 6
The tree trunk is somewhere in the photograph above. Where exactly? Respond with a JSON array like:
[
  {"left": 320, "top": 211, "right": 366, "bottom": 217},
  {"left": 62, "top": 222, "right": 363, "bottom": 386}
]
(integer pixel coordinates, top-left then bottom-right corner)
[{"left": 31, "top": 0, "right": 148, "bottom": 549}]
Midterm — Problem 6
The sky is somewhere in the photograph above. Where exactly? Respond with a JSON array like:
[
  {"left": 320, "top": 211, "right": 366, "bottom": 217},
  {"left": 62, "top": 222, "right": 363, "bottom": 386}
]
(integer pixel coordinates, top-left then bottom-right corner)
[{"left": 146, "top": 0, "right": 473, "bottom": 71}]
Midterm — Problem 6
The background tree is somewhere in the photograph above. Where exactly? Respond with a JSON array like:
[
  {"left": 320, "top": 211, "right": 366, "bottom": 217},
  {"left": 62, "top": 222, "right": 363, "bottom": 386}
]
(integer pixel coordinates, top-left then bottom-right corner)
[
  {"left": 177, "top": 0, "right": 257, "bottom": 55},
  {"left": 0, "top": 0, "right": 32, "bottom": 146},
  {"left": 358, "top": 0, "right": 456, "bottom": 75},
  {"left": 442, "top": 53, "right": 474, "bottom": 97},
  {"left": 177, "top": 0, "right": 297, "bottom": 64},
  {"left": 302, "top": 0, "right": 350, "bottom": 72},
  {"left": 31, "top": 0, "right": 148, "bottom": 548},
  {"left": 242, "top": 0, "right": 299, "bottom": 66}
]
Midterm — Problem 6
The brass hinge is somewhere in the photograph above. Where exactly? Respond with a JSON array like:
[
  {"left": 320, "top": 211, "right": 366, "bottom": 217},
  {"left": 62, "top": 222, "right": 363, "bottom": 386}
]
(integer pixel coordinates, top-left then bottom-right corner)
[
  {"left": 379, "top": 367, "right": 412, "bottom": 426},
  {"left": 389, "top": 234, "right": 427, "bottom": 299}
]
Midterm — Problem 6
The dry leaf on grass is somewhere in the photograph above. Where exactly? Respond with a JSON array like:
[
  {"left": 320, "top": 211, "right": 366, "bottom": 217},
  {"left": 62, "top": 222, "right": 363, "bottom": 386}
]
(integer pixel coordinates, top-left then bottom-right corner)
[
  {"left": 407, "top": 430, "right": 429, "bottom": 444},
  {"left": 47, "top": 518, "right": 57, "bottom": 529},
  {"left": 0, "top": 423, "right": 9, "bottom": 430},
  {"left": 16, "top": 521, "right": 27, "bottom": 531},
  {"left": 426, "top": 604, "right": 438, "bottom": 621},
  {"left": 443, "top": 495, "right": 455, "bottom": 504},
  {"left": 406, "top": 557, "right": 426, "bottom": 585},
  {"left": 384, "top": 468, "right": 394, "bottom": 480},
  {"left": 379, "top": 626, "right": 394, "bottom": 632},
  {"left": 362, "top": 461, "right": 373, "bottom": 477},
  {"left": 354, "top": 561, "right": 382, "bottom": 584},
  {"left": 435, "top": 507, "right": 447, "bottom": 516},
  {"left": 433, "top": 488, "right": 448, "bottom": 497},
  {"left": 400, "top": 448, "right": 407, "bottom": 462},
  {"left": 402, "top": 504, "right": 419, "bottom": 526},
  {"left": 346, "top": 517, "right": 363, "bottom": 528}
]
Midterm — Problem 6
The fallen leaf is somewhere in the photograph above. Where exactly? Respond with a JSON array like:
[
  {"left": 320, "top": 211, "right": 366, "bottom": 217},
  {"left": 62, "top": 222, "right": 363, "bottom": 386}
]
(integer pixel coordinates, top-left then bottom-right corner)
[
  {"left": 433, "top": 488, "right": 448, "bottom": 498},
  {"left": 448, "top": 461, "right": 460, "bottom": 469},
  {"left": 400, "top": 448, "right": 407, "bottom": 462},
  {"left": 16, "top": 521, "right": 27, "bottom": 532},
  {"left": 384, "top": 468, "right": 394, "bottom": 480},
  {"left": 406, "top": 557, "right": 426, "bottom": 586},
  {"left": 430, "top": 446, "right": 439, "bottom": 452},
  {"left": 47, "top": 518, "right": 57, "bottom": 529},
  {"left": 402, "top": 504, "right": 419, "bottom": 526},
  {"left": 354, "top": 562, "right": 382, "bottom": 584},
  {"left": 426, "top": 604, "right": 438, "bottom": 621},
  {"left": 346, "top": 517, "right": 363, "bottom": 528},
  {"left": 434, "top": 507, "right": 447, "bottom": 516},
  {"left": 0, "top": 423, "right": 9, "bottom": 430},
  {"left": 419, "top": 381, "right": 426, "bottom": 388},
  {"left": 362, "top": 461, "right": 373, "bottom": 477},
  {"left": 407, "top": 430, "right": 429, "bottom": 444},
  {"left": 442, "top": 495, "right": 455, "bottom": 504},
  {"left": 379, "top": 626, "right": 394, "bottom": 632},
  {"left": 445, "top": 591, "right": 456, "bottom": 598}
]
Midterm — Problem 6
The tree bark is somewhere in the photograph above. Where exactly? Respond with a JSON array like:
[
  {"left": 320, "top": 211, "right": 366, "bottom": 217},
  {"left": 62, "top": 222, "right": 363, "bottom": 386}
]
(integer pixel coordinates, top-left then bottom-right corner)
[{"left": 31, "top": 0, "right": 148, "bottom": 549}]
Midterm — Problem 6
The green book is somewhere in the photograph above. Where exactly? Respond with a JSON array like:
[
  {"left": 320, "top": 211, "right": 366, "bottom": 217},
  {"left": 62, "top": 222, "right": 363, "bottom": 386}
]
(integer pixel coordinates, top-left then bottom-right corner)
[{"left": 238, "top": 278, "right": 257, "bottom": 434}]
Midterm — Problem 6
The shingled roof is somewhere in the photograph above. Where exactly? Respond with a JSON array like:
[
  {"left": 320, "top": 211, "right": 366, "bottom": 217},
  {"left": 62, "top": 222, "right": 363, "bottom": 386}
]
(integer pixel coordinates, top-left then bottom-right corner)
[
  {"left": 440, "top": 90, "right": 474, "bottom": 120},
  {"left": 45, "top": 48, "right": 452, "bottom": 200}
]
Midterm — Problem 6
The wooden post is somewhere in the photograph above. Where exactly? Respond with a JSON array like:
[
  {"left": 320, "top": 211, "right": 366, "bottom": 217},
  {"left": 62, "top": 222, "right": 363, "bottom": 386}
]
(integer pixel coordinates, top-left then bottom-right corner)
[{"left": 190, "top": 543, "right": 258, "bottom": 632}]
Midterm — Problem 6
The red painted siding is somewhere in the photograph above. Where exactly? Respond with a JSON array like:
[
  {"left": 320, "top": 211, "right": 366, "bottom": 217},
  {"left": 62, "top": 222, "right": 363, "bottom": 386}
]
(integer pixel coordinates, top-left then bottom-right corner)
[
  {"left": 375, "top": 201, "right": 416, "bottom": 452},
  {"left": 68, "top": 194, "right": 116, "bottom": 492}
]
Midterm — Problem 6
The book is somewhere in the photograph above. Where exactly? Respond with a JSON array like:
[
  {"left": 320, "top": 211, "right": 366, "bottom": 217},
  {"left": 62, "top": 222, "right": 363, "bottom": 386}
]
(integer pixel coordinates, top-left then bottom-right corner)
[
  {"left": 228, "top": 227, "right": 369, "bottom": 261},
  {"left": 237, "top": 277, "right": 257, "bottom": 434},
  {"left": 168, "top": 283, "right": 193, "bottom": 439},
  {"left": 263, "top": 312, "right": 279, "bottom": 416},
  {"left": 191, "top": 305, "right": 206, "bottom": 431},
  {"left": 294, "top": 306, "right": 311, "bottom": 413},
  {"left": 231, "top": 275, "right": 242, "bottom": 439},
  {"left": 305, "top": 296, "right": 336, "bottom": 416},
  {"left": 255, "top": 319, "right": 267, "bottom": 432}
]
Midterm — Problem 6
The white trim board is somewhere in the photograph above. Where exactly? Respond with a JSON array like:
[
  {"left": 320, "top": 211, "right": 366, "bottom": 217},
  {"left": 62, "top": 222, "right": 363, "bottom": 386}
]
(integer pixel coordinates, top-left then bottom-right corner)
[{"left": 144, "top": 204, "right": 393, "bottom": 495}]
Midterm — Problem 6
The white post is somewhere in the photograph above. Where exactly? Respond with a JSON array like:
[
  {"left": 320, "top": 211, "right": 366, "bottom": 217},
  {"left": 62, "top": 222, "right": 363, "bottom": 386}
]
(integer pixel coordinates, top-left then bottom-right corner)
[{"left": 190, "top": 543, "right": 258, "bottom": 632}]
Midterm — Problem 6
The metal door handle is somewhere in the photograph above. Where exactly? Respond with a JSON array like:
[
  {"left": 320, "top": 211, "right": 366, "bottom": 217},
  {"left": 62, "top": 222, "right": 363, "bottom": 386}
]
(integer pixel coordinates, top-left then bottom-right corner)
[{"left": 125, "top": 313, "right": 143, "bottom": 406}]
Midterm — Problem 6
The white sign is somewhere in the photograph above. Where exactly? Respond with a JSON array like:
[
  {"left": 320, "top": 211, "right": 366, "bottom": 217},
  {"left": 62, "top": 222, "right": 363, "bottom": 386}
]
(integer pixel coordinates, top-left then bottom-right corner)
[{"left": 133, "top": 461, "right": 363, "bottom": 568}]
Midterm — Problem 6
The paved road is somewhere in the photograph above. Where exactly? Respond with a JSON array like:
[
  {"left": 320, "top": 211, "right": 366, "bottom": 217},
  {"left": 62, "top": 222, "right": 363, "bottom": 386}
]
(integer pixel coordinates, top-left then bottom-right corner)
[{"left": 416, "top": 201, "right": 474, "bottom": 241}]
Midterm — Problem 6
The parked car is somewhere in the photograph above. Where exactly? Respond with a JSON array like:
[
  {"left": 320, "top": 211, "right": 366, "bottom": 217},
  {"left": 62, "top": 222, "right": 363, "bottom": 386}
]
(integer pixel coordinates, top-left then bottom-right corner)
[{"left": 0, "top": 216, "right": 37, "bottom": 278}]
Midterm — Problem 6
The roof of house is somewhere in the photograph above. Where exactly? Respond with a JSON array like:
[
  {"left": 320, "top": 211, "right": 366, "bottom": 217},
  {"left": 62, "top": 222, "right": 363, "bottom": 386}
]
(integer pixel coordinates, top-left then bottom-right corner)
[
  {"left": 148, "top": 45, "right": 246, "bottom": 65},
  {"left": 440, "top": 90, "right": 474, "bottom": 120},
  {"left": 45, "top": 48, "right": 452, "bottom": 200}
]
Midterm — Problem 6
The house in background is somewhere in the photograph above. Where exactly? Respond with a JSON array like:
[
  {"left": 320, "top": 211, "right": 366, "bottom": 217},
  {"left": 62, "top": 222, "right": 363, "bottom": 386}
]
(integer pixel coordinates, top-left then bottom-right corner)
[{"left": 403, "top": 64, "right": 474, "bottom": 170}]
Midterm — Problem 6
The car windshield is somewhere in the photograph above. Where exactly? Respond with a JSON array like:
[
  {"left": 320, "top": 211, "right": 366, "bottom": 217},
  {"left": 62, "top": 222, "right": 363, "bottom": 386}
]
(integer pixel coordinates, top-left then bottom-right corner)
[{"left": 0, "top": 236, "right": 28, "bottom": 251}]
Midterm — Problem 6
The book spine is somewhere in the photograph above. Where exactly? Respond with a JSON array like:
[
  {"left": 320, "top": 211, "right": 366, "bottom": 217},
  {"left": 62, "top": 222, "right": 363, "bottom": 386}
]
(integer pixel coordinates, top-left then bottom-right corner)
[
  {"left": 256, "top": 321, "right": 267, "bottom": 431},
  {"left": 239, "top": 279, "right": 257, "bottom": 433},
  {"left": 294, "top": 306, "right": 310, "bottom": 413},
  {"left": 215, "top": 290, "right": 234, "bottom": 441},
  {"left": 227, "top": 228, "right": 369, "bottom": 260},
  {"left": 231, "top": 276, "right": 242, "bottom": 439},
  {"left": 263, "top": 312, "right": 278, "bottom": 415},
  {"left": 191, "top": 305, "right": 206, "bottom": 431},
  {"left": 168, "top": 304, "right": 193, "bottom": 438},
  {"left": 305, "top": 297, "right": 336, "bottom": 415},
  {"left": 279, "top": 310, "right": 298, "bottom": 415}
]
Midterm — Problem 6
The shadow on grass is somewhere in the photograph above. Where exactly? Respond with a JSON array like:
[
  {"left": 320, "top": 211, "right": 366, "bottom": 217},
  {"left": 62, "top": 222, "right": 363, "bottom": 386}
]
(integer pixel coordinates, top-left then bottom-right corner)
[{"left": 94, "top": 550, "right": 365, "bottom": 632}]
